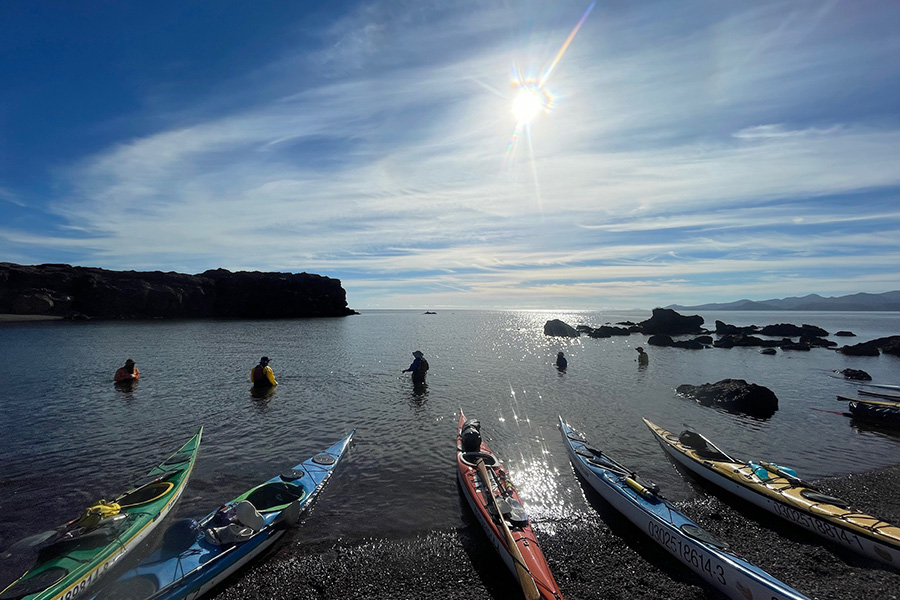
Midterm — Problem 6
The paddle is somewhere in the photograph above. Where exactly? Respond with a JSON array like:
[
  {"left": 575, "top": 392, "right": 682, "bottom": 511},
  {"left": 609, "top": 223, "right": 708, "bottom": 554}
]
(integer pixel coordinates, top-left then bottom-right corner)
[
  {"left": 684, "top": 428, "right": 739, "bottom": 463},
  {"left": 475, "top": 458, "right": 540, "bottom": 600},
  {"left": 858, "top": 389, "right": 900, "bottom": 401},
  {"left": 1, "top": 530, "right": 60, "bottom": 557},
  {"left": 812, "top": 407, "right": 851, "bottom": 416},
  {"left": 758, "top": 461, "right": 818, "bottom": 489}
]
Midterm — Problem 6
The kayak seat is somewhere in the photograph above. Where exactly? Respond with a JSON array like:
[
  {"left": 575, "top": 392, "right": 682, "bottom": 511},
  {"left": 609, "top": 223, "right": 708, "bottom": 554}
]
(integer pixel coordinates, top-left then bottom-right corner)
[
  {"left": 203, "top": 501, "right": 265, "bottom": 547},
  {"left": 235, "top": 501, "right": 265, "bottom": 530},
  {"left": 204, "top": 523, "right": 255, "bottom": 546},
  {"left": 459, "top": 452, "right": 497, "bottom": 467},
  {"left": 243, "top": 482, "right": 305, "bottom": 512}
]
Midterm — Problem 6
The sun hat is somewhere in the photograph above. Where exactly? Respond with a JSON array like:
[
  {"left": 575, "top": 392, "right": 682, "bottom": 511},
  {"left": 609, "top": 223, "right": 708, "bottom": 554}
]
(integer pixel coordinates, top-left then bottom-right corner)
[{"left": 413, "top": 350, "right": 424, "bottom": 358}]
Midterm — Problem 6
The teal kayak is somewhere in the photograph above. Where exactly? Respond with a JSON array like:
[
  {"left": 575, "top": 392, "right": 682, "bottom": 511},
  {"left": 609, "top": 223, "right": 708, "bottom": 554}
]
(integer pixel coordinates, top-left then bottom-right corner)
[
  {"left": 0, "top": 428, "right": 202, "bottom": 600},
  {"left": 90, "top": 430, "right": 354, "bottom": 600}
]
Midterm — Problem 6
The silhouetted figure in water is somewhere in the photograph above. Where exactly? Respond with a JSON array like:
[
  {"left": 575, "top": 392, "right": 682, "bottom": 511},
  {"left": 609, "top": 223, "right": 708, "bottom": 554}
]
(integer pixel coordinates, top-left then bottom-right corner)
[
  {"left": 636, "top": 347, "right": 649, "bottom": 366},
  {"left": 403, "top": 350, "right": 429, "bottom": 384},
  {"left": 114, "top": 358, "right": 140, "bottom": 382},
  {"left": 556, "top": 352, "right": 568, "bottom": 371}
]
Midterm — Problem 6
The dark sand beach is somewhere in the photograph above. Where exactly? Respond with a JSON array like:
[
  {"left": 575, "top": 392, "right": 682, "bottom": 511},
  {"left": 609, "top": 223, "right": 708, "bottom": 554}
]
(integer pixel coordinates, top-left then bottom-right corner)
[{"left": 208, "top": 464, "right": 900, "bottom": 600}]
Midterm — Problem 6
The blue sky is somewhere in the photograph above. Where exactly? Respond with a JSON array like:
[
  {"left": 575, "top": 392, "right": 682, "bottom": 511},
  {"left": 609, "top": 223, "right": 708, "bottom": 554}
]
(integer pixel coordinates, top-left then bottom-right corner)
[{"left": 2, "top": 1, "right": 899, "bottom": 309}]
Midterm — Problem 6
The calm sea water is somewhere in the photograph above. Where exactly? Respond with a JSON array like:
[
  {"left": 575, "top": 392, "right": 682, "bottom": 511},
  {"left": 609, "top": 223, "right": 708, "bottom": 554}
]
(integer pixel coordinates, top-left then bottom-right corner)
[{"left": 1, "top": 309, "right": 899, "bottom": 589}]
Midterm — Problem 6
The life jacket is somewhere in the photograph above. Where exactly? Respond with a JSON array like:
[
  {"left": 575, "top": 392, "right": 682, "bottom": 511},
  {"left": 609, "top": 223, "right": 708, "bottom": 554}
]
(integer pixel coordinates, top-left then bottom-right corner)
[{"left": 252, "top": 365, "right": 270, "bottom": 386}]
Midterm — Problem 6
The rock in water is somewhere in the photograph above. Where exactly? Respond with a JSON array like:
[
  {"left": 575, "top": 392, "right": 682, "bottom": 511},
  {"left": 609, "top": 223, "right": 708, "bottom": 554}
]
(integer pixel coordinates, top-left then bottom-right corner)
[
  {"left": 543, "top": 319, "right": 580, "bottom": 337},
  {"left": 834, "top": 368, "right": 872, "bottom": 381},
  {"left": 639, "top": 308, "right": 704, "bottom": 335},
  {"left": 676, "top": 378, "right": 779, "bottom": 418}
]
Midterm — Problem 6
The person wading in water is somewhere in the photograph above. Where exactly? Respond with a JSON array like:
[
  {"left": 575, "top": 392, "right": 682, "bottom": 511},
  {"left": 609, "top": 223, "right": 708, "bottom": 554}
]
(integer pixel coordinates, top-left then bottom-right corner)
[
  {"left": 402, "top": 350, "right": 429, "bottom": 384},
  {"left": 251, "top": 356, "right": 278, "bottom": 388},
  {"left": 114, "top": 358, "right": 140, "bottom": 382}
]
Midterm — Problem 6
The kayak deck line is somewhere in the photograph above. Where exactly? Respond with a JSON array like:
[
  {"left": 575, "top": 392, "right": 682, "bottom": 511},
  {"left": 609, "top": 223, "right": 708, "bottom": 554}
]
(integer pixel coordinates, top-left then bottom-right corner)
[{"left": 643, "top": 418, "right": 900, "bottom": 566}]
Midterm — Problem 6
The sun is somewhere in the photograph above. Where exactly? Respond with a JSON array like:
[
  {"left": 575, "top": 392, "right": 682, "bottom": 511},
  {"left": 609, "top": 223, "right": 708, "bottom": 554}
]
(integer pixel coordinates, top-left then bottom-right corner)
[{"left": 512, "top": 84, "right": 548, "bottom": 125}]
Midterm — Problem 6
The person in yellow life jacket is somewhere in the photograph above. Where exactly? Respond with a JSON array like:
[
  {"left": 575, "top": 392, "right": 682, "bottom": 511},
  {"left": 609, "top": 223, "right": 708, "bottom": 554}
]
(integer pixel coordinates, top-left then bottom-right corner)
[
  {"left": 251, "top": 356, "right": 278, "bottom": 388},
  {"left": 114, "top": 358, "right": 140, "bottom": 382}
]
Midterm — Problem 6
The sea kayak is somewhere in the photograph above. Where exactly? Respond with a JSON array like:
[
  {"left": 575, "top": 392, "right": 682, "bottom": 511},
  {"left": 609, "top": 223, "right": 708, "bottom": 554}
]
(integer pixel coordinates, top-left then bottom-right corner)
[
  {"left": 847, "top": 400, "right": 900, "bottom": 423},
  {"left": 857, "top": 389, "right": 900, "bottom": 402},
  {"left": 643, "top": 418, "right": 900, "bottom": 566},
  {"left": 559, "top": 417, "right": 809, "bottom": 600},
  {"left": 90, "top": 430, "right": 354, "bottom": 600},
  {"left": 456, "top": 411, "right": 563, "bottom": 600},
  {"left": 838, "top": 395, "right": 900, "bottom": 408},
  {"left": 0, "top": 428, "right": 202, "bottom": 600}
]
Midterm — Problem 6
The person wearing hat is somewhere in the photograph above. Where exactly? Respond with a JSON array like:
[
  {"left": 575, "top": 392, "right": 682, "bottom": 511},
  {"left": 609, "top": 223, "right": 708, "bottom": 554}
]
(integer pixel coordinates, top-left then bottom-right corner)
[
  {"left": 636, "top": 346, "right": 649, "bottom": 365},
  {"left": 402, "top": 350, "right": 429, "bottom": 383},
  {"left": 251, "top": 356, "right": 278, "bottom": 388},
  {"left": 114, "top": 358, "right": 140, "bottom": 382},
  {"left": 556, "top": 351, "right": 568, "bottom": 371}
]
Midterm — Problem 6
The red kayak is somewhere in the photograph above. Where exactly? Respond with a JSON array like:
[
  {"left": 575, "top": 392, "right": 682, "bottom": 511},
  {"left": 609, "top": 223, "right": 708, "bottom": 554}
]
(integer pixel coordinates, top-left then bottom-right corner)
[{"left": 456, "top": 410, "right": 563, "bottom": 600}]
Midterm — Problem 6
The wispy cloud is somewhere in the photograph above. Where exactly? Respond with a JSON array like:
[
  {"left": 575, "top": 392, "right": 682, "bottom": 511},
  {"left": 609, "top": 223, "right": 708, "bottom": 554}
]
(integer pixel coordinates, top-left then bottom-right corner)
[{"left": 3, "top": 0, "right": 900, "bottom": 308}]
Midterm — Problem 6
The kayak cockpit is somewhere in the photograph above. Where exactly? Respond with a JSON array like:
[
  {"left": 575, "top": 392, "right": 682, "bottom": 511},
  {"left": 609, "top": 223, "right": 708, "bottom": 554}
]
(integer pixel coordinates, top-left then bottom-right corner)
[{"left": 237, "top": 482, "right": 305, "bottom": 513}]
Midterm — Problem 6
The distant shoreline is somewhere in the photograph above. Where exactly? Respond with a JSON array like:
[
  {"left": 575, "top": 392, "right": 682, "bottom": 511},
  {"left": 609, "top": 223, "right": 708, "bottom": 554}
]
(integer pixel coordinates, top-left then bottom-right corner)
[{"left": 0, "top": 314, "right": 64, "bottom": 322}]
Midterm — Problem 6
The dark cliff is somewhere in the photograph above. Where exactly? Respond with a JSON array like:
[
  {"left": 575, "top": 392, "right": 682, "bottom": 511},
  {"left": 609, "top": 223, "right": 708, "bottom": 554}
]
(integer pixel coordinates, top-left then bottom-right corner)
[{"left": 0, "top": 263, "right": 357, "bottom": 319}]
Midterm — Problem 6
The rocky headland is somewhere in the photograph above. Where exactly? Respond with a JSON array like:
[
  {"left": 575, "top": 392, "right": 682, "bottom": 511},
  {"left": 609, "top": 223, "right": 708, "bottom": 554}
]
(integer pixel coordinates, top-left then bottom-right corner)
[{"left": 0, "top": 263, "right": 357, "bottom": 320}]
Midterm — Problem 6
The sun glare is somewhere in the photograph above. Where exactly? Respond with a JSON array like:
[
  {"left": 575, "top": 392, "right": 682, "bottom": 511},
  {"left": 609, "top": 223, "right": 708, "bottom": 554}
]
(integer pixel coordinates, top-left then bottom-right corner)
[{"left": 512, "top": 87, "right": 545, "bottom": 124}]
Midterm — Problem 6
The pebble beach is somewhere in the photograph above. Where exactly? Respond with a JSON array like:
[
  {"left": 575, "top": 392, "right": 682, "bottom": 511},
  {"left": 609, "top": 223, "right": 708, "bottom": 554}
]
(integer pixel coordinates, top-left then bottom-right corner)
[{"left": 208, "top": 464, "right": 900, "bottom": 600}]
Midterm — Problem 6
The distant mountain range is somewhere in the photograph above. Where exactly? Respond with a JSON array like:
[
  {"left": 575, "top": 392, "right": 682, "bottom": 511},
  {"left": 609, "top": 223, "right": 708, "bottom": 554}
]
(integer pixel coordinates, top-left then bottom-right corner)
[{"left": 666, "top": 291, "right": 900, "bottom": 312}]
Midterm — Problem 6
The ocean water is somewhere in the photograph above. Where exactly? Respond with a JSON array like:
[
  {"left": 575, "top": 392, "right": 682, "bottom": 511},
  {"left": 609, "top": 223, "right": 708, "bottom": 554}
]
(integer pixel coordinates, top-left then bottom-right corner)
[{"left": 1, "top": 309, "right": 899, "bottom": 591}]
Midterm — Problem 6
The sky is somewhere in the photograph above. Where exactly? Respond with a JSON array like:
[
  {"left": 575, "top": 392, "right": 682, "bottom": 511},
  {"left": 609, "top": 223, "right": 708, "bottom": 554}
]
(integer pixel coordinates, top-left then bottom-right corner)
[{"left": 1, "top": 1, "right": 900, "bottom": 310}]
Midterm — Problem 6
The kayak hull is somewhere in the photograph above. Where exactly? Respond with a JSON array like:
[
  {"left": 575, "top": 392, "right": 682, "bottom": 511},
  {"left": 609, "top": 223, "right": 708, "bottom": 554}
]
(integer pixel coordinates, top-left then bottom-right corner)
[
  {"left": 559, "top": 417, "right": 808, "bottom": 600},
  {"left": 456, "top": 411, "right": 563, "bottom": 600},
  {"left": 90, "top": 431, "right": 354, "bottom": 600},
  {"left": 643, "top": 418, "right": 900, "bottom": 566},
  {"left": 0, "top": 429, "right": 202, "bottom": 600}
]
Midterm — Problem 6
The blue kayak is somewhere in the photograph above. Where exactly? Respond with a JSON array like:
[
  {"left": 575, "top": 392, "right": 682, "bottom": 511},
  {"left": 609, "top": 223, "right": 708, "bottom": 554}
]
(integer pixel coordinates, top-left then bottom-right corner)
[
  {"left": 558, "top": 417, "right": 809, "bottom": 600},
  {"left": 90, "top": 431, "right": 354, "bottom": 600}
]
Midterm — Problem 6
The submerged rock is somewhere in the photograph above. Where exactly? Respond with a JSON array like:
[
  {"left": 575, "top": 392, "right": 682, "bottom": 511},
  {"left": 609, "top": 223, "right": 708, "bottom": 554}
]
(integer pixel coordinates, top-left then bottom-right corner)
[{"left": 677, "top": 378, "right": 779, "bottom": 418}]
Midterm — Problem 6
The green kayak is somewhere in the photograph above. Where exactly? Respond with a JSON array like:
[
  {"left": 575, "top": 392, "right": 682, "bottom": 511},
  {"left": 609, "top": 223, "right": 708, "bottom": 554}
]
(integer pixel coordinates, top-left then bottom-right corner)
[{"left": 0, "top": 428, "right": 202, "bottom": 600}]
